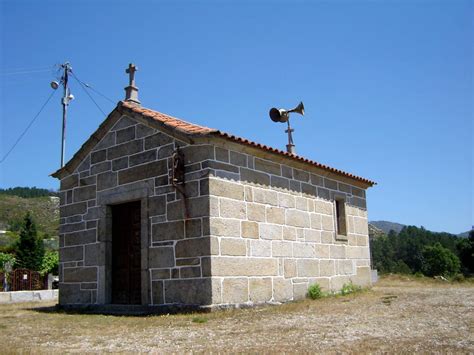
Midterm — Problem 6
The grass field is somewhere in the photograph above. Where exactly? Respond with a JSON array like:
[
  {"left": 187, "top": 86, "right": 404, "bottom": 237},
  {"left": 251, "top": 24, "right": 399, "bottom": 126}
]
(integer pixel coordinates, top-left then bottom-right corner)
[{"left": 1, "top": 275, "right": 473, "bottom": 353}]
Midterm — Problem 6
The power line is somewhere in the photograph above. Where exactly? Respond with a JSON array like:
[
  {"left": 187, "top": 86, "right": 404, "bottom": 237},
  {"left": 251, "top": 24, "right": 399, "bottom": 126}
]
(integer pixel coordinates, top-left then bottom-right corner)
[
  {"left": 70, "top": 71, "right": 108, "bottom": 116},
  {"left": 82, "top": 81, "right": 115, "bottom": 104},
  {"left": 0, "top": 89, "right": 57, "bottom": 164},
  {"left": 87, "top": 86, "right": 115, "bottom": 104},
  {"left": 1, "top": 67, "right": 115, "bottom": 165},
  {"left": 70, "top": 71, "right": 115, "bottom": 104},
  {"left": 0, "top": 67, "right": 52, "bottom": 76}
]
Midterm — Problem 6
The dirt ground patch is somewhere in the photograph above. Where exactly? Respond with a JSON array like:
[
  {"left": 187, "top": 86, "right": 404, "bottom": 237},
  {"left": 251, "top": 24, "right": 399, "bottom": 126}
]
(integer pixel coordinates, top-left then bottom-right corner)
[{"left": 1, "top": 275, "right": 473, "bottom": 353}]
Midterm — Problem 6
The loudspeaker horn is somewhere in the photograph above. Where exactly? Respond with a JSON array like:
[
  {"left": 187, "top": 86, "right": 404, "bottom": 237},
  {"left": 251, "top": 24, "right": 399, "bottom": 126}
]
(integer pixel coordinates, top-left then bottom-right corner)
[
  {"left": 269, "top": 101, "right": 305, "bottom": 123},
  {"left": 287, "top": 101, "right": 305, "bottom": 116},
  {"left": 269, "top": 108, "right": 289, "bottom": 123}
]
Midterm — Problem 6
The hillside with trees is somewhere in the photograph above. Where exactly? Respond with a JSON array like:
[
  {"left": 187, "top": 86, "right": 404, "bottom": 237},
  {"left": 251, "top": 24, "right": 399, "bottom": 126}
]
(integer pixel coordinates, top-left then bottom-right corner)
[
  {"left": 371, "top": 220, "right": 471, "bottom": 238},
  {"left": 0, "top": 187, "right": 58, "bottom": 198},
  {"left": 370, "top": 225, "right": 473, "bottom": 277},
  {"left": 0, "top": 194, "right": 59, "bottom": 237},
  {"left": 0, "top": 187, "right": 59, "bottom": 254},
  {"left": 370, "top": 220, "right": 406, "bottom": 234}
]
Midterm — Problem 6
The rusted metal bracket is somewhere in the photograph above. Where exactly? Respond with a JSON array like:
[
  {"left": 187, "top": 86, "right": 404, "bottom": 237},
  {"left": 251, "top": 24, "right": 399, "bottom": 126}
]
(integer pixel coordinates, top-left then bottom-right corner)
[
  {"left": 171, "top": 147, "right": 189, "bottom": 219},
  {"left": 171, "top": 147, "right": 185, "bottom": 186}
]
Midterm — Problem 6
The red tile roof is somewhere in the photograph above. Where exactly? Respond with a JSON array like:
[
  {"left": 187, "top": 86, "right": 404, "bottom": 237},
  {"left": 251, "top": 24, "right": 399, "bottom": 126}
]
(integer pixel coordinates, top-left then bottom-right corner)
[
  {"left": 121, "top": 102, "right": 376, "bottom": 187},
  {"left": 124, "top": 103, "right": 216, "bottom": 135}
]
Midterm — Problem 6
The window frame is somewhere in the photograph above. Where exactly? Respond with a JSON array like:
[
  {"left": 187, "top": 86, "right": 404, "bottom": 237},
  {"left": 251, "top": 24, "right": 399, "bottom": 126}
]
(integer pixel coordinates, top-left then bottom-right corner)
[{"left": 334, "top": 196, "right": 348, "bottom": 241}]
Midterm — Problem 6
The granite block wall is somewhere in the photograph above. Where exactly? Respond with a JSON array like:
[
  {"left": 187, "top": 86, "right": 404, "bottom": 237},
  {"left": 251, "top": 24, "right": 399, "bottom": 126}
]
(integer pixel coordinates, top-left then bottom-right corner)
[
  {"left": 58, "top": 115, "right": 216, "bottom": 305},
  {"left": 204, "top": 144, "right": 371, "bottom": 306}
]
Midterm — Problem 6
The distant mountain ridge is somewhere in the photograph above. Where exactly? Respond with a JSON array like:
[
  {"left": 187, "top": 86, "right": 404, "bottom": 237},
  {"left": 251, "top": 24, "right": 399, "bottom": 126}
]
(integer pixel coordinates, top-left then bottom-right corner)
[
  {"left": 370, "top": 220, "right": 471, "bottom": 238},
  {"left": 458, "top": 231, "right": 472, "bottom": 238},
  {"left": 370, "top": 221, "right": 405, "bottom": 235},
  {"left": 368, "top": 223, "right": 386, "bottom": 239}
]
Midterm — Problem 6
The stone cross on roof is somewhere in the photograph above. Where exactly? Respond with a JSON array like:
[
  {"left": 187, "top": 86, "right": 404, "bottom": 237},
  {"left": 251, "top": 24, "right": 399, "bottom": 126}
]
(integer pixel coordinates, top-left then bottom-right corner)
[
  {"left": 126, "top": 63, "right": 137, "bottom": 87},
  {"left": 124, "top": 63, "right": 140, "bottom": 105}
]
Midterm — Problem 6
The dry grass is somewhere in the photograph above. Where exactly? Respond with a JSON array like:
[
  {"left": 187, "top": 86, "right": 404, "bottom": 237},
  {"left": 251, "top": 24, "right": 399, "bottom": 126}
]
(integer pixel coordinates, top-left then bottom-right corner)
[{"left": 1, "top": 275, "right": 473, "bottom": 353}]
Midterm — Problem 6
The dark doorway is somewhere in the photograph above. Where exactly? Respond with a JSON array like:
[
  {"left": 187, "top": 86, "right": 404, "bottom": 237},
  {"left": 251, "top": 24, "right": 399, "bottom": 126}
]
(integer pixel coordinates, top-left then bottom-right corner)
[{"left": 111, "top": 201, "right": 141, "bottom": 304}]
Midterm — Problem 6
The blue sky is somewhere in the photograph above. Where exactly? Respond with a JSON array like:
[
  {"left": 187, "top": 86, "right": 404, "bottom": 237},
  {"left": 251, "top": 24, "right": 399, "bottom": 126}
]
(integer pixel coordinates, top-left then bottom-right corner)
[{"left": 0, "top": 0, "right": 472, "bottom": 234}]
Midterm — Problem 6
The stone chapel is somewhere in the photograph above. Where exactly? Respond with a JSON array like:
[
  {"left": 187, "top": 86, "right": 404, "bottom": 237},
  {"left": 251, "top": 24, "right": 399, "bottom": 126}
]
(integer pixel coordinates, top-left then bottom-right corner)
[{"left": 52, "top": 64, "right": 375, "bottom": 309}]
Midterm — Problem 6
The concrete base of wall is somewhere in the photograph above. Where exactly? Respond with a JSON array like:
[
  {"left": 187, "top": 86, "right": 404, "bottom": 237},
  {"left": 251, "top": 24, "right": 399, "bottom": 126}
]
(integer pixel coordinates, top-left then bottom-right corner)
[
  {"left": 371, "top": 269, "right": 379, "bottom": 284},
  {"left": 0, "top": 290, "right": 58, "bottom": 304}
]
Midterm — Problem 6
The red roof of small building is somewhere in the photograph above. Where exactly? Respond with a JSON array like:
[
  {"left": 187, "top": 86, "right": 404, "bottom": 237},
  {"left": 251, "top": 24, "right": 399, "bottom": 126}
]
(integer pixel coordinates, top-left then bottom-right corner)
[
  {"left": 125, "top": 103, "right": 216, "bottom": 135},
  {"left": 121, "top": 102, "right": 376, "bottom": 187}
]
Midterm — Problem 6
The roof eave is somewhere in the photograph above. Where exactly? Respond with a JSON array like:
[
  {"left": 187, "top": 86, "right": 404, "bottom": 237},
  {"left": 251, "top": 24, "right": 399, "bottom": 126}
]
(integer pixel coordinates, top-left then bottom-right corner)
[
  {"left": 51, "top": 102, "right": 125, "bottom": 179},
  {"left": 206, "top": 131, "right": 376, "bottom": 188}
]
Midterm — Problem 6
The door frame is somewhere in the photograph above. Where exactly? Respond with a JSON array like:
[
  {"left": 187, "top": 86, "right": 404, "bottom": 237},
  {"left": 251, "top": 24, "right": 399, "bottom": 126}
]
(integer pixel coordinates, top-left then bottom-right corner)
[
  {"left": 111, "top": 200, "right": 142, "bottom": 304},
  {"left": 96, "top": 185, "right": 150, "bottom": 305}
]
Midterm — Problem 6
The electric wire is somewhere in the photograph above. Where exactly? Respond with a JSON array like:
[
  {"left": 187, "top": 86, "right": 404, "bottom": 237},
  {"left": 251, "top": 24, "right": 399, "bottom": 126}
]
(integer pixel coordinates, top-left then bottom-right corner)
[
  {"left": 70, "top": 71, "right": 115, "bottom": 104},
  {"left": 80, "top": 81, "right": 115, "bottom": 104},
  {"left": 0, "top": 89, "right": 57, "bottom": 164},
  {"left": 0, "top": 67, "right": 52, "bottom": 76},
  {"left": 70, "top": 71, "right": 108, "bottom": 116},
  {"left": 87, "top": 86, "right": 116, "bottom": 104},
  {"left": 1, "top": 67, "right": 114, "bottom": 165}
]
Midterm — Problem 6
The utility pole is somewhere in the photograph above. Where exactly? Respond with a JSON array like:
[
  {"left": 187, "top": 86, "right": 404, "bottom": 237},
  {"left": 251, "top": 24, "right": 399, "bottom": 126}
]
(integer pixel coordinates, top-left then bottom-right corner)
[
  {"left": 60, "top": 62, "right": 72, "bottom": 168},
  {"left": 51, "top": 62, "right": 74, "bottom": 168}
]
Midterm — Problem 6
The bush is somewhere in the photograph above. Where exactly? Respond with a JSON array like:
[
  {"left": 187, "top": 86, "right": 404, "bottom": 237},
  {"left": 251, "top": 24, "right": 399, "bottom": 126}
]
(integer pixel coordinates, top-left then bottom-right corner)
[
  {"left": 392, "top": 260, "right": 412, "bottom": 274},
  {"left": 39, "top": 251, "right": 59, "bottom": 276},
  {"left": 422, "top": 243, "right": 460, "bottom": 277},
  {"left": 340, "top": 282, "right": 362, "bottom": 296},
  {"left": 0, "top": 252, "right": 15, "bottom": 272},
  {"left": 307, "top": 283, "right": 323, "bottom": 299},
  {"left": 0, "top": 245, "right": 16, "bottom": 254},
  {"left": 452, "top": 274, "right": 465, "bottom": 282},
  {"left": 192, "top": 316, "right": 208, "bottom": 324}
]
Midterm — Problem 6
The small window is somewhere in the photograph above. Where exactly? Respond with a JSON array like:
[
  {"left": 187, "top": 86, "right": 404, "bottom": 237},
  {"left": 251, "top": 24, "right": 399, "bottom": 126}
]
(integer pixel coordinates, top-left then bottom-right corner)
[{"left": 335, "top": 198, "right": 347, "bottom": 237}]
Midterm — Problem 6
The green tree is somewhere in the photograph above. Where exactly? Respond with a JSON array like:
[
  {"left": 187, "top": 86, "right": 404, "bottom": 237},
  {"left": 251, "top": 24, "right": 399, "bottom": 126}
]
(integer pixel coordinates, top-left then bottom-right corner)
[
  {"left": 457, "top": 230, "right": 474, "bottom": 274},
  {"left": 369, "top": 225, "right": 469, "bottom": 276},
  {"left": 396, "top": 226, "right": 427, "bottom": 273},
  {"left": 421, "top": 243, "right": 460, "bottom": 277},
  {"left": 14, "top": 213, "right": 44, "bottom": 271},
  {"left": 0, "top": 252, "right": 15, "bottom": 271},
  {"left": 370, "top": 234, "right": 396, "bottom": 273},
  {"left": 39, "top": 250, "right": 59, "bottom": 275}
]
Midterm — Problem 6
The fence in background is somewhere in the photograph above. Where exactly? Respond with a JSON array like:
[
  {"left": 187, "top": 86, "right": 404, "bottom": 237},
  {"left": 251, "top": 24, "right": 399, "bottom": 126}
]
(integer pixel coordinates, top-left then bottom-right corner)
[{"left": 0, "top": 269, "right": 47, "bottom": 291}]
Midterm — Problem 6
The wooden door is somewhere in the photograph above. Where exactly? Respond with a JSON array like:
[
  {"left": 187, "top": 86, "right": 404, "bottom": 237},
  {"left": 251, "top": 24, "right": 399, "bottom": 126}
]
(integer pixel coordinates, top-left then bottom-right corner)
[{"left": 111, "top": 201, "right": 141, "bottom": 304}]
